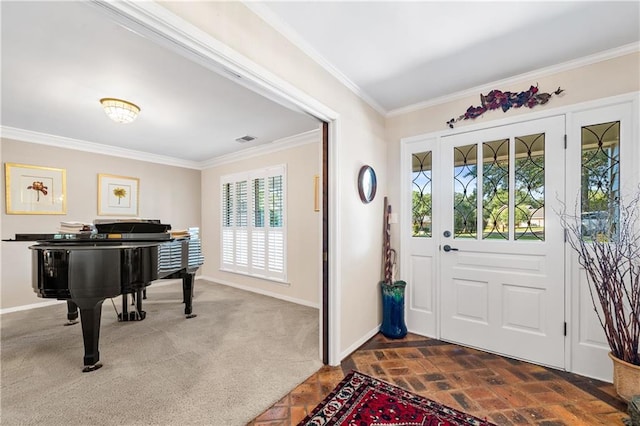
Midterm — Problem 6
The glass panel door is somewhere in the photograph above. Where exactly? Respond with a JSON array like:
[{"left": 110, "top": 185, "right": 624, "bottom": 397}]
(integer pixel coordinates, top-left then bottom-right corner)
[{"left": 440, "top": 116, "right": 565, "bottom": 368}]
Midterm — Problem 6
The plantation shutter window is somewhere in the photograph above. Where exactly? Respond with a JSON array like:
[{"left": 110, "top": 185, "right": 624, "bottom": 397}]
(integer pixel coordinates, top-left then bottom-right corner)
[
  {"left": 252, "top": 177, "right": 266, "bottom": 272},
  {"left": 221, "top": 183, "right": 234, "bottom": 268},
  {"left": 268, "top": 175, "right": 285, "bottom": 275},
  {"left": 220, "top": 166, "right": 287, "bottom": 282},
  {"left": 235, "top": 181, "right": 248, "bottom": 272}
]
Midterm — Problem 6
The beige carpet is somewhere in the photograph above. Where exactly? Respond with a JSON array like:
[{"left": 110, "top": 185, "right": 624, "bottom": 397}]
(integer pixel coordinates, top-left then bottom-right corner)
[{"left": 1, "top": 280, "right": 322, "bottom": 425}]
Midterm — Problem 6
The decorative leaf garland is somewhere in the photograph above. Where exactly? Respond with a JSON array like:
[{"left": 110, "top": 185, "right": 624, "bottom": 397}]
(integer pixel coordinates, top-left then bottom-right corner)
[{"left": 447, "top": 84, "right": 564, "bottom": 128}]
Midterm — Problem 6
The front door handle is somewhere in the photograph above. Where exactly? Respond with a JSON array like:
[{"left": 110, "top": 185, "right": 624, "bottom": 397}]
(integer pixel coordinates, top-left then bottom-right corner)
[{"left": 443, "top": 245, "right": 459, "bottom": 252}]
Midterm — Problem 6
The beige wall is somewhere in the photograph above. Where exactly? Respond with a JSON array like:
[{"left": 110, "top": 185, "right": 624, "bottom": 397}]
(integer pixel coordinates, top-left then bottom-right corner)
[
  {"left": 385, "top": 51, "right": 640, "bottom": 257},
  {"left": 1, "top": 138, "right": 201, "bottom": 309},
  {"left": 160, "top": 1, "right": 389, "bottom": 355},
  {"left": 201, "top": 140, "right": 321, "bottom": 305},
  {"left": 5, "top": 1, "right": 633, "bottom": 363},
  {"left": 159, "top": 2, "right": 640, "bottom": 359}
]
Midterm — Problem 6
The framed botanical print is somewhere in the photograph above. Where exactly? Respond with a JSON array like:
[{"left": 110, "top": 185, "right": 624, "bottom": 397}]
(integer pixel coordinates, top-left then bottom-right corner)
[
  {"left": 98, "top": 174, "right": 139, "bottom": 216},
  {"left": 5, "top": 163, "right": 67, "bottom": 214}
]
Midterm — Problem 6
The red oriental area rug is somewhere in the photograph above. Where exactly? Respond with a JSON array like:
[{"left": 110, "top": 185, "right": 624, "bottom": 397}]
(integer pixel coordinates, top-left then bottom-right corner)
[{"left": 298, "top": 371, "right": 496, "bottom": 426}]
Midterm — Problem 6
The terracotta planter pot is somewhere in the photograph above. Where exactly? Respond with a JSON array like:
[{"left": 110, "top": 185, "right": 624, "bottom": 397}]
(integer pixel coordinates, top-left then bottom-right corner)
[{"left": 608, "top": 352, "right": 640, "bottom": 402}]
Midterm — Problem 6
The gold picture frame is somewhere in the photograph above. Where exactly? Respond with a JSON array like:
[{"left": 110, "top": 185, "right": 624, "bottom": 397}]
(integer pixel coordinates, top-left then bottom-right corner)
[
  {"left": 98, "top": 174, "right": 139, "bottom": 216},
  {"left": 5, "top": 163, "right": 67, "bottom": 214}
]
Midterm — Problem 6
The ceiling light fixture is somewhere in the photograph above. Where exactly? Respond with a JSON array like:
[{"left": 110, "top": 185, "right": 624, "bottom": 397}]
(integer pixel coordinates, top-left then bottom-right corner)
[{"left": 99, "top": 98, "right": 140, "bottom": 124}]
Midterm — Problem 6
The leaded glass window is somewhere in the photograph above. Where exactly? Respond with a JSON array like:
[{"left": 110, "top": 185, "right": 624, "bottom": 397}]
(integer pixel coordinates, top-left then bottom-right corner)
[
  {"left": 453, "top": 133, "right": 547, "bottom": 242},
  {"left": 482, "top": 139, "right": 509, "bottom": 240},
  {"left": 412, "top": 151, "right": 432, "bottom": 237},
  {"left": 454, "top": 144, "right": 477, "bottom": 239},
  {"left": 581, "top": 121, "right": 620, "bottom": 240},
  {"left": 514, "top": 133, "right": 545, "bottom": 241}
]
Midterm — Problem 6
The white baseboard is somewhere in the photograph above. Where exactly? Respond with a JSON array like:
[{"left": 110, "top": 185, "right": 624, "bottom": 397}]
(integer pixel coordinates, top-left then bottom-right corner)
[
  {"left": 1, "top": 299, "right": 65, "bottom": 315},
  {"left": 340, "top": 323, "right": 381, "bottom": 361},
  {"left": 197, "top": 275, "right": 319, "bottom": 309}
]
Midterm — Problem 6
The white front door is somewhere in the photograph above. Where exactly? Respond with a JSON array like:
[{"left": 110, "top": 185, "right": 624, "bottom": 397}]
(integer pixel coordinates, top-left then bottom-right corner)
[{"left": 439, "top": 116, "right": 566, "bottom": 368}]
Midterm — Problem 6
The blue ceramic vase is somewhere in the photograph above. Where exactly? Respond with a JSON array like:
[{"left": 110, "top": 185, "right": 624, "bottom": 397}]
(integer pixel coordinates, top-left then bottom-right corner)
[{"left": 380, "top": 280, "right": 407, "bottom": 339}]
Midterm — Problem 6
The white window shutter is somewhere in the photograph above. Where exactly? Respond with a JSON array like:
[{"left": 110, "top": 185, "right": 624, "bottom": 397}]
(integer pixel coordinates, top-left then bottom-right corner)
[
  {"left": 222, "top": 229, "right": 234, "bottom": 267},
  {"left": 220, "top": 165, "right": 286, "bottom": 281},
  {"left": 252, "top": 230, "right": 266, "bottom": 272},
  {"left": 267, "top": 230, "right": 284, "bottom": 276},
  {"left": 235, "top": 229, "right": 248, "bottom": 271}
]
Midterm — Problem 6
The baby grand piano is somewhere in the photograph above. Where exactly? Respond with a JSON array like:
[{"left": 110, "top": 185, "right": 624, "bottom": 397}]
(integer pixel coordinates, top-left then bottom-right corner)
[{"left": 27, "top": 222, "right": 204, "bottom": 372}]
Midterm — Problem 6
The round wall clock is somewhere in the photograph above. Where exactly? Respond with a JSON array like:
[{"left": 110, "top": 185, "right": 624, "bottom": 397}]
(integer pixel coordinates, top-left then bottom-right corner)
[{"left": 357, "top": 165, "right": 377, "bottom": 204}]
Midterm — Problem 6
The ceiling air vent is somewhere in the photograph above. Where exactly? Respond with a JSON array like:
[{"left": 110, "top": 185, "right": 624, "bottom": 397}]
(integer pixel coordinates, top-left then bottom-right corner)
[{"left": 235, "top": 135, "right": 256, "bottom": 143}]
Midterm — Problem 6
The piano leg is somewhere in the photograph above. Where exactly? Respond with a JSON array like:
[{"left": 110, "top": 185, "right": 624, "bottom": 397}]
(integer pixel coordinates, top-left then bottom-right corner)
[
  {"left": 181, "top": 272, "right": 197, "bottom": 319},
  {"left": 118, "top": 291, "right": 146, "bottom": 321},
  {"left": 79, "top": 301, "right": 104, "bottom": 372},
  {"left": 135, "top": 288, "right": 146, "bottom": 320},
  {"left": 119, "top": 293, "right": 130, "bottom": 321},
  {"left": 65, "top": 300, "right": 79, "bottom": 326}
]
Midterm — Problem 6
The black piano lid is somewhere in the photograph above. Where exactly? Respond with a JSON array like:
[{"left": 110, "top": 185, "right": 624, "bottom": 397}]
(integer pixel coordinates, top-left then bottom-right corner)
[
  {"left": 94, "top": 222, "right": 171, "bottom": 234},
  {"left": 11, "top": 232, "right": 172, "bottom": 243},
  {"left": 5, "top": 222, "right": 173, "bottom": 243},
  {"left": 44, "top": 233, "right": 171, "bottom": 243}
]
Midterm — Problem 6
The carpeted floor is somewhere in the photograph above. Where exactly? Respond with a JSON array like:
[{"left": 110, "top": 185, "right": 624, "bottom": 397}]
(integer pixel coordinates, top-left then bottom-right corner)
[{"left": 1, "top": 279, "right": 322, "bottom": 425}]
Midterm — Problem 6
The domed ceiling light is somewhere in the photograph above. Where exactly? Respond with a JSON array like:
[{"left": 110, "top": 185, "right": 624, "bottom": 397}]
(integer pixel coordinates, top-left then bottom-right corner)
[{"left": 99, "top": 98, "right": 140, "bottom": 124}]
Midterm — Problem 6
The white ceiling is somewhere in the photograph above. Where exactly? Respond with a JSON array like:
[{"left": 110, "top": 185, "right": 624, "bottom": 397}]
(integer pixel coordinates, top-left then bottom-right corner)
[
  {"left": 2, "top": 1, "right": 639, "bottom": 166},
  {"left": 0, "top": 1, "right": 319, "bottom": 165},
  {"left": 254, "top": 1, "right": 640, "bottom": 113}
]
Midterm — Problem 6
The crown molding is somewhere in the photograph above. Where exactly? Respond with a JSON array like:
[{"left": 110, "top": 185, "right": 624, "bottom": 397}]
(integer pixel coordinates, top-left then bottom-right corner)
[
  {"left": 1, "top": 126, "right": 321, "bottom": 171},
  {"left": 199, "top": 128, "right": 321, "bottom": 169},
  {"left": 243, "top": 1, "right": 387, "bottom": 117},
  {"left": 387, "top": 42, "right": 640, "bottom": 118},
  {"left": 244, "top": 3, "right": 639, "bottom": 120},
  {"left": 0, "top": 126, "right": 202, "bottom": 169}
]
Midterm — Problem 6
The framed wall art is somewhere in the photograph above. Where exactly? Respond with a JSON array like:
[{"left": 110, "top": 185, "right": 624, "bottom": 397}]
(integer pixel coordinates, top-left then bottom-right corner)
[
  {"left": 98, "top": 174, "right": 139, "bottom": 216},
  {"left": 5, "top": 163, "right": 67, "bottom": 214}
]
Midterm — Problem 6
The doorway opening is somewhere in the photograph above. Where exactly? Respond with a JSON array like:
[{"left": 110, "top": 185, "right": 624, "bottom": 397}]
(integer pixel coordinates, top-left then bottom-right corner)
[{"left": 92, "top": 2, "right": 339, "bottom": 365}]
